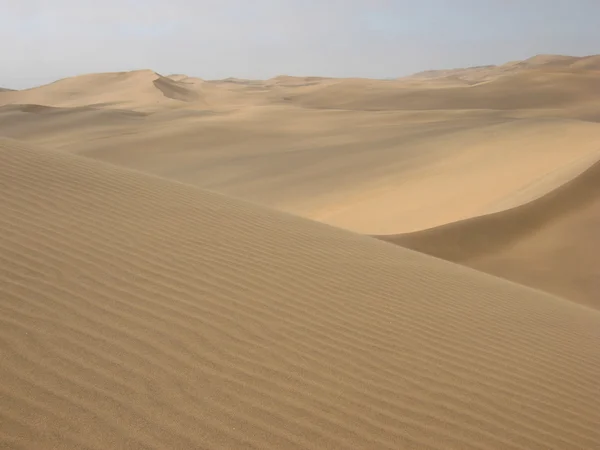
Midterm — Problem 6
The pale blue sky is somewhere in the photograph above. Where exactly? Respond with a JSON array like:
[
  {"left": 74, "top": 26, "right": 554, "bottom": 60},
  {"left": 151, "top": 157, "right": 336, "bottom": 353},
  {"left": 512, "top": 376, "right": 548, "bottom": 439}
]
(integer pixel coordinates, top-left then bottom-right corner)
[{"left": 2, "top": 0, "right": 600, "bottom": 89}]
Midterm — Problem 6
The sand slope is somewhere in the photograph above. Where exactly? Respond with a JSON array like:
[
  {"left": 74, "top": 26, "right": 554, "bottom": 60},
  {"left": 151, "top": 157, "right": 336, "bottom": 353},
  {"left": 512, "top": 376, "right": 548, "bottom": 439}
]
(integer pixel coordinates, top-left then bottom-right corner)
[
  {"left": 380, "top": 158, "right": 600, "bottom": 307},
  {"left": 1, "top": 137, "right": 600, "bottom": 449}
]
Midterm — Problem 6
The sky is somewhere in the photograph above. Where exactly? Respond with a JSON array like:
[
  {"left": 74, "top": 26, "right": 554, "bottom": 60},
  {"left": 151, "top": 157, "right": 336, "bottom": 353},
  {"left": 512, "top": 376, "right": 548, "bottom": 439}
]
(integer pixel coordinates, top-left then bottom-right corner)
[{"left": 2, "top": 0, "right": 600, "bottom": 89}]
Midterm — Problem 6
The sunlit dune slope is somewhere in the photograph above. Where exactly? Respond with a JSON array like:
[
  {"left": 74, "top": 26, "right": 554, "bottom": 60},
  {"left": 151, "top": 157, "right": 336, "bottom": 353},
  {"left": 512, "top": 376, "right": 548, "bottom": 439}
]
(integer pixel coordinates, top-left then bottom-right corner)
[
  {"left": 1, "top": 137, "right": 599, "bottom": 449},
  {"left": 379, "top": 158, "right": 600, "bottom": 307}
]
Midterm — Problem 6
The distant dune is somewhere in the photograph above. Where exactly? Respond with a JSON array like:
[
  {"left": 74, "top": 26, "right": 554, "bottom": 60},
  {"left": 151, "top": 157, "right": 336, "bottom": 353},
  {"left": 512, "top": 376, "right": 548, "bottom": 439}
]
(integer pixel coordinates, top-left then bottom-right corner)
[
  {"left": 288, "top": 67, "right": 600, "bottom": 111},
  {"left": 1, "top": 137, "right": 600, "bottom": 449},
  {"left": 570, "top": 54, "right": 600, "bottom": 70},
  {"left": 406, "top": 54, "right": 600, "bottom": 83},
  {"left": 379, "top": 157, "right": 600, "bottom": 308},
  {"left": 0, "top": 70, "right": 205, "bottom": 111}
]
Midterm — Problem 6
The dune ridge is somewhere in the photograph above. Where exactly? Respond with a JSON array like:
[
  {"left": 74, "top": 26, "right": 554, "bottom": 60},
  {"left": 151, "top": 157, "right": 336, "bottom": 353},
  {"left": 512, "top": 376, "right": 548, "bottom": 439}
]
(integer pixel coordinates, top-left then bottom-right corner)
[
  {"left": 379, "top": 156, "right": 600, "bottom": 307},
  {"left": 1, "top": 137, "right": 600, "bottom": 449}
]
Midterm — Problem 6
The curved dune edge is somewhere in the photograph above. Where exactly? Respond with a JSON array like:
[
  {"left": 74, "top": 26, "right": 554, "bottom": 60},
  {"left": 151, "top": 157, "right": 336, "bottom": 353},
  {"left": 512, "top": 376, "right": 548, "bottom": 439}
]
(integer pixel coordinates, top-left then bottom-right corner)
[
  {"left": 378, "top": 157, "right": 600, "bottom": 308},
  {"left": 1, "top": 137, "right": 600, "bottom": 449}
]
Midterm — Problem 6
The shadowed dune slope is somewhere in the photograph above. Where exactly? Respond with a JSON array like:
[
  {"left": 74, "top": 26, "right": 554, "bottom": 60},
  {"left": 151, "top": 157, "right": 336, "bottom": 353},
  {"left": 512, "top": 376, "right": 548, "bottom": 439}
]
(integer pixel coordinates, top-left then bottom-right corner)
[
  {"left": 379, "top": 159, "right": 600, "bottom": 308},
  {"left": 1, "top": 137, "right": 600, "bottom": 449},
  {"left": 153, "top": 76, "right": 201, "bottom": 102}
]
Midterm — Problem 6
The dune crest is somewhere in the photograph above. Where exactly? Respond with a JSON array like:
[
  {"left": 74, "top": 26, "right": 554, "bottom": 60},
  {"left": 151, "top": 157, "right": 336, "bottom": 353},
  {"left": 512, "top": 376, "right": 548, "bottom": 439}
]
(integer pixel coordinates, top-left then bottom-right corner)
[{"left": 1, "top": 137, "right": 600, "bottom": 449}]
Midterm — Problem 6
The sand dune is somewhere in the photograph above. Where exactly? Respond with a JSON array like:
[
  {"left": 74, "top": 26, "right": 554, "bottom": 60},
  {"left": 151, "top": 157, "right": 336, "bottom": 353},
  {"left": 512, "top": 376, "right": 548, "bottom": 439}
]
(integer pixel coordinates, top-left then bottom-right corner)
[
  {"left": 311, "top": 119, "right": 600, "bottom": 233},
  {"left": 1, "top": 137, "right": 600, "bottom": 449},
  {"left": 571, "top": 55, "right": 600, "bottom": 70},
  {"left": 2, "top": 99, "right": 600, "bottom": 236},
  {"left": 267, "top": 75, "right": 335, "bottom": 87},
  {"left": 406, "top": 54, "right": 600, "bottom": 83},
  {"left": 379, "top": 157, "right": 600, "bottom": 308},
  {"left": 521, "top": 54, "right": 581, "bottom": 66},
  {"left": 2, "top": 53, "right": 600, "bottom": 309},
  {"left": 0, "top": 70, "right": 205, "bottom": 111},
  {"left": 407, "top": 65, "right": 496, "bottom": 81},
  {"left": 288, "top": 67, "right": 600, "bottom": 112}
]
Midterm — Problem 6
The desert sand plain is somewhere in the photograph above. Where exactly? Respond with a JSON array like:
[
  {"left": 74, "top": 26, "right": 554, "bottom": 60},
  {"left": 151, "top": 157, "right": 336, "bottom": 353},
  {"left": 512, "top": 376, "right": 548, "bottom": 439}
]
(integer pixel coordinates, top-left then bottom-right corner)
[{"left": 1, "top": 54, "right": 600, "bottom": 449}]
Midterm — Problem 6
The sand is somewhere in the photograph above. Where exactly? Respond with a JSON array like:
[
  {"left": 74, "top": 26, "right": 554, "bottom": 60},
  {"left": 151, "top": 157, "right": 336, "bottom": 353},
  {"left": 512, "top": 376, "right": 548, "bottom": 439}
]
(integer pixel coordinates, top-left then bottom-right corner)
[
  {"left": 2, "top": 56, "right": 600, "bottom": 237},
  {"left": 2, "top": 54, "right": 600, "bottom": 448},
  {"left": 0, "top": 70, "right": 203, "bottom": 111},
  {"left": 379, "top": 157, "right": 600, "bottom": 308},
  {"left": 1, "top": 138, "right": 599, "bottom": 449}
]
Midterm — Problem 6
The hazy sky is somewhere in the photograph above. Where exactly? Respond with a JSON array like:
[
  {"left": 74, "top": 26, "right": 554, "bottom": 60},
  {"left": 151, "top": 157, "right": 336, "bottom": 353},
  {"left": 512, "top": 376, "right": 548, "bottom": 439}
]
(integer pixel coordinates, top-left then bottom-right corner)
[{"left": 2, "top": 0, "right": 600, "bottom": 89}]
